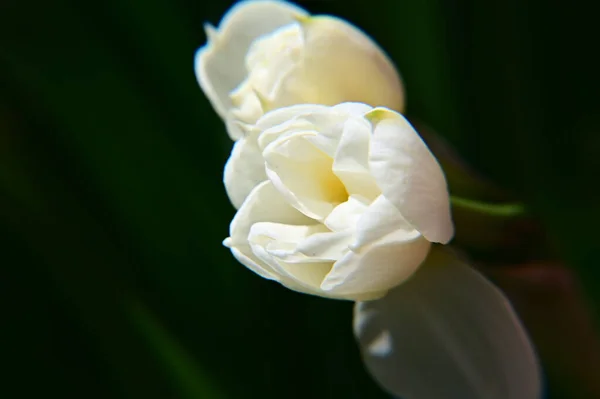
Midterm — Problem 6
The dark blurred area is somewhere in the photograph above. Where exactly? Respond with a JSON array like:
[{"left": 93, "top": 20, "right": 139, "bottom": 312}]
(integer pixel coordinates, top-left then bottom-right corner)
[{"left": 1, "top": 0, "right": 599, "bottom": 398}]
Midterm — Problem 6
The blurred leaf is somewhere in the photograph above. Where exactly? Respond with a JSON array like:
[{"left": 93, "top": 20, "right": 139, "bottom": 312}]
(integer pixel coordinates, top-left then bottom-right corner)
[{"left": 129, "top": 301, "right": 226, "bottom": 399}]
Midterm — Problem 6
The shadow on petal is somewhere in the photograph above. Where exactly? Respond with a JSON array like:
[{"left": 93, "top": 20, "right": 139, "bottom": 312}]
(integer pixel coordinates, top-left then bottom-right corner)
[{"left": 353, "top": 247, "right": 541, "bottom": 399}]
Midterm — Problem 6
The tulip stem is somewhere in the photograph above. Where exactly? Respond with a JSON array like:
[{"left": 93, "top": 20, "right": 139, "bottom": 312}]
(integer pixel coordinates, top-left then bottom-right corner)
[{"left": 450, "top": 196, "right": 526, "bottom": 217}]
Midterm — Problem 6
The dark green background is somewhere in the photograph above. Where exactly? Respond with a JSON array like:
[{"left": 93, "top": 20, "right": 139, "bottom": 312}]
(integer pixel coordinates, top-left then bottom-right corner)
[{"left": 2, "top": 0, "right": 598, "bottom": 397}]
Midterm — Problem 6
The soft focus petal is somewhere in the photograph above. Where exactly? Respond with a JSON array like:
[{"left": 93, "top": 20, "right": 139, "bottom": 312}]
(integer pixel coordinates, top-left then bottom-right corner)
[
  {"left": 263, "top": 131, "right": 347, "bottom": 221},
  {"left": 368, "top": 108, "right": 454, "bottom": 243},
  {"left": 195, "top": 0, "right": 308, "bottom": 120},
  {"left": 223, "top": 132, "right": 267, "bottom": 209},
  {"left": 273, "top": 16, "right": 405, "bottom": 112},
  {"left": 354, "top": 247, "right": 541, "bottom": 399}
]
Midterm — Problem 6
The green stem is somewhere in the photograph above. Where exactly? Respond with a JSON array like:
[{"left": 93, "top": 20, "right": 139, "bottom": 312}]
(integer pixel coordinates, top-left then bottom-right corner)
[{"left": 450, "top": 195, "right": 527, "bottom": 217}]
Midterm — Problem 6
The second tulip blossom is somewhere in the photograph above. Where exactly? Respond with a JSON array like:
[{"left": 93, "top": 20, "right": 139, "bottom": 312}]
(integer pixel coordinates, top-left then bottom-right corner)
[
  {"left": 195, "top": 0, "right": 405, "bottom": 139},
  {"left": 223, "top": 103, "right": 454, "bottom": 300}
]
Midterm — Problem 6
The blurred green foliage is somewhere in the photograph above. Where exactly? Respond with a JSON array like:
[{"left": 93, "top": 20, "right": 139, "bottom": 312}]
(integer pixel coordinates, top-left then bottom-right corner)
[{"left": 1, "top": 0, "right": 598, "bottom": 398}]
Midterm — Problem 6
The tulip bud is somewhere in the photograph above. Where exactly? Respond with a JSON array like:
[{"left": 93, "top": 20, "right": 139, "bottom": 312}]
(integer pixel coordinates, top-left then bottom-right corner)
[{"left": 195, "top": 0, "right": 405, "bottom": 139}]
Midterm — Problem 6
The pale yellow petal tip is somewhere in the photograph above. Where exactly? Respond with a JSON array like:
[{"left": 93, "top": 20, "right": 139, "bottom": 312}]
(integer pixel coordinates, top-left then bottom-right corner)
[
  {"left": 222, "top": 237, "right": 232, "bottom": 248},
  {"left": 363, "top": 107, "right": 396, "bottom": 124},
  {"left": 293, "top": 14, "right": 312, "bottom": 24}
]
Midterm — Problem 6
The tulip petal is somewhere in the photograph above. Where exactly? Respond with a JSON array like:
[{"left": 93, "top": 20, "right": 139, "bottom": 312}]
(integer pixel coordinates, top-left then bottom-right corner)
[
  {"left": 368, "top": 109, "right": 454, "bottom": 243},
  {"left": 351, "top": 195, "right": 420, "bottom": 250},
  {"left": 195, "top": 0, "right": 308, "bottom": 120},
  {"left": 324, "top": 195, "right": 369, "bottom": 231},
  {"left": 226, "top": 180, "right": 313, "bottom": 281},
  {"left": 320, "top": 232, "right": 430, "bottom": 296},
  {"left": 263, "top": 131, "right": 348, "bottom": 221},
  {"left": 354, "top": 247, "right": 541, "bottom": 399},
  {"left": 248, "top": 222, "right": 333, "bottom": 288},
  {"left": 223, "top": 132, "right": 267, "bottom": 209},
  {"left": 333, "top": 118, "right": 381, "bottom": 200},
  {"left": 276, "top": 16, "right": 405, "bottom": 113}
]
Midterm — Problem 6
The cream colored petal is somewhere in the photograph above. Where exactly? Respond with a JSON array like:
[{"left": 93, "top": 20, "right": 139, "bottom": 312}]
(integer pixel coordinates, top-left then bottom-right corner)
[
  {"left": 226, "top": 242, "right": 279, "bottom": 281},
  {"left": 352, "top": 194, "right": 421, "bottom": 250},
  {"left": 250, "top": 221, "right": 352, "bottom": 264},
  {"left": 367, "top": 108, "right": 454, "bottom": 244},
  {"left": 255, "top": 104, "right": 329, "bottom": 134},
  {"left": 223, "top": 133, "right": 267, "bottom": 209},
  {"left": 332, "top": 118, "right": 381, "bottom": 200},
  {"left": 248, "top": 222, "right": 329, "bottom": 262},
  {"left": 247, "top": 222, "right": 333, "bottom": 292},
  {"left": 272, "top": 16, "right": 405, "bottom": 112},
  {"left": 320, "top": 230, "right": 431, "bottom": 297},
  {"left": 263, "top": 131, "right": 347, "bottom": 221},
  {"left": 195, "top": 1, "right": 308, "bottom": 119},
  {"left": 323, "top": 195, "right": 369, "bottom": 231},
  {"left": 228, "top": 181, "right": 313, "bottom": 245},
  {"left": 331, "top": 102, "right": 373, "bottom": 117},
  {"left": 226, "top": 180, "right": 315, "bottom": 286},
  {"left": 354, "top": 247, "right": 541, "bottom": 399}
]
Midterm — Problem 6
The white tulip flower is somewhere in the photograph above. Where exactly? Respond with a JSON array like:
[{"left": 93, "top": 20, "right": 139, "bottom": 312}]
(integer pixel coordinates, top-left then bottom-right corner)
[
  {"left": 223, "top": 103, "right": 453, "bottom": 300},
  {"left": 195, "top": 0, "right": 405, "bottom": 140}
]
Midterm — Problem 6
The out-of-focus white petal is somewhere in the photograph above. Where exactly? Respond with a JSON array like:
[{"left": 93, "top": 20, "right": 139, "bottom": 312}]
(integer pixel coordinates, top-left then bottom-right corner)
[
  {"left": 331, "top": 102, "right": 373, "bottom": 117},
  {"left": 275, "top": 16, "right": 404, "bottom": 112},
  {"left": 354, "top": 247, "right": 541, "bottom": 399},
  {"left": 321, "top": 230, "right": 431, "bottom": 297},
  {"left": 367, "top": 108, "right": 454, "bottom": 244},
  {"left": 255, "top": 104, "right": 329, "bottom": 133},
  {"left": 333, "top": 118, "right": 381, "bottom": 200},
  {"left": 223, "top": 133, "right": 267, "bottom": 209},
  {"left": 195, "top": 0, "right": 308, "bottom": 119},
  {"left": 263, "top": 131, "right": 347, "bottom": 221}
]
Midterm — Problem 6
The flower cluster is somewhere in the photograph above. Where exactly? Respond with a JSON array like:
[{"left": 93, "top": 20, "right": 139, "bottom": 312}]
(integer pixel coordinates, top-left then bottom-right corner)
[{"left": 195, "top": 0, "right": 453, "bottom": 300}]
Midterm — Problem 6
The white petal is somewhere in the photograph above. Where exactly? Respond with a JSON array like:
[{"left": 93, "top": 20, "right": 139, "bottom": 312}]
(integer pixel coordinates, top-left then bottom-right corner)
[
  {"left": 226, "top": 242, "right": 279, "bottom": 281},
  {"left": 263, "top": 131, "right": 347, "bottom": 221},
  {"left": 195, "top": 1, "right": 308, "bottom": 119},
  {"left": 332, "top": 118, "right": 380, "bottom": 200},
  {"left": 251, "top": 221, "right": 352, "bottom": 264},
  {"left": 354, "top": 247, "right": 541, "bottom": 399},
  {"left": 228, "top": 181, "right": 313, "bottom": 246},
  {"left": 331, "top": 102, "right": 373, "bottom": 116},
  {"left": 226, "top": 181, "right": 313, "bottom": 280},
  {"left": 323, "top": 195, "right": 369, "bottom": 231},
  {"left": 367, "top": 108, "right": 454, "bottom": 243},
  {"left": 255, "top": 104, "right": 329, "bottom": 134},
  {"left": 320, "top": 230, "right": 431, "bottom": 297},
  {"left": 352, "top": 194, "right": 421, "bottom": 250},
  {"left": 223, "top": 133, "right": 267, "bottom": 209},
  {"left": 274, "top": 16, "right": 404, "bottom": 112}
]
